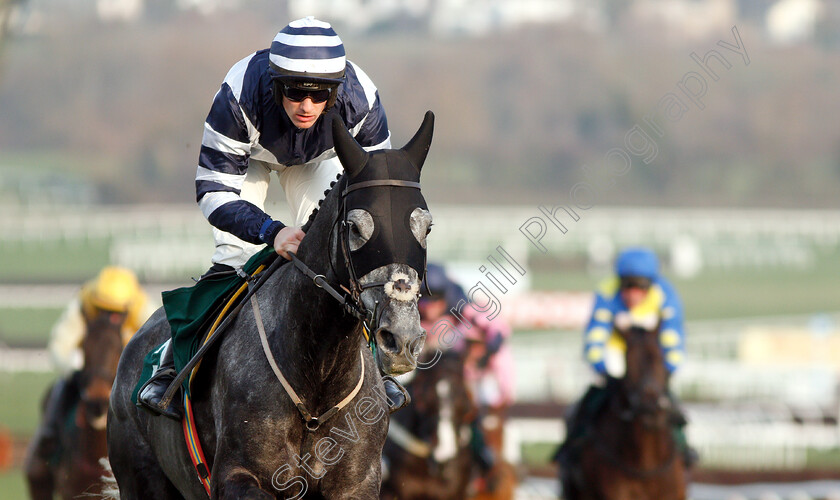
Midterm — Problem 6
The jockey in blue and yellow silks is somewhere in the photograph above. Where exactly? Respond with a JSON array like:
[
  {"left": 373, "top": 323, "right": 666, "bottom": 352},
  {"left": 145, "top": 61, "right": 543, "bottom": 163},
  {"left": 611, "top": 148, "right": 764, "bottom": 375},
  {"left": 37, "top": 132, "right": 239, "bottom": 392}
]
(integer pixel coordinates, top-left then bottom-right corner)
[
  {"left": 556, "top": 247, "right": 698, "bottom": 468},
  {"left": 584, "top": 248, "right": 685, "bottom": 378}
]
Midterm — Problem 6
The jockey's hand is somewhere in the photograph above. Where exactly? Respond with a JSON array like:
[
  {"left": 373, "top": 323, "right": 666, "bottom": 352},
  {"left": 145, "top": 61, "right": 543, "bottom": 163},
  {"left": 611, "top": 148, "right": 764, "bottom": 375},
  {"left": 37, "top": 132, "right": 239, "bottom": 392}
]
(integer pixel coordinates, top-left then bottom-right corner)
[
  {"left": 614, "top": 311, "right": 659, "bottom": 333},
  {"left": 614, "top": 311, "right": 633, "bottom": 332},
  {"left": 273, "top": 226, "right": 305, "bottom": 260}
]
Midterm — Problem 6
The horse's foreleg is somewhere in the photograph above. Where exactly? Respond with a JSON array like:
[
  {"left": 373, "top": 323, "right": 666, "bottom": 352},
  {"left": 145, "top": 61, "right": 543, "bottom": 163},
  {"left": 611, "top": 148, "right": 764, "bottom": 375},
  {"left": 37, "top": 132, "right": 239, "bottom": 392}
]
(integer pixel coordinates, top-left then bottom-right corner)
[
  {"left": 218, "top": 471, "right": 275, "bottom": 500},
  {"left": 23, "top": 450, "right": 55, "bottom": 500}
]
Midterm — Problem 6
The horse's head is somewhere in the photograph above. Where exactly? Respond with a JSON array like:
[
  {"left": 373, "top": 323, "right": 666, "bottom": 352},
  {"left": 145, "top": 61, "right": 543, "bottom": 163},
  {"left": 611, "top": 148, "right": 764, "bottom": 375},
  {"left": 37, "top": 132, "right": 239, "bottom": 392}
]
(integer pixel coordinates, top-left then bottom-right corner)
[
  {"left": 391, "top": 350, "right": 472, "bottom": 474},
  {"left": 616, "top": 323, "right": 671, "bottom": 427},
  {"left": 80, "top": 310, "right": 125, "bottom": 429},
  {"left": 331, "top": 112, "right": 434, "bottom": 375}
]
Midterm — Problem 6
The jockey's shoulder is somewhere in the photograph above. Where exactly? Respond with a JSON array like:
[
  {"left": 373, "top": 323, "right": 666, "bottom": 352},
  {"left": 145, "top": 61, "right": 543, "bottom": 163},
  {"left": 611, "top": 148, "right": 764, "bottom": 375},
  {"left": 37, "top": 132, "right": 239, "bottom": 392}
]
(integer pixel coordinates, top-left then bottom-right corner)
[
  {"left": 652, "top": 276, "right": 680, "bottom": 299},
  {"left": 597, "top": 277, "right": 620, "bottom": 297}
]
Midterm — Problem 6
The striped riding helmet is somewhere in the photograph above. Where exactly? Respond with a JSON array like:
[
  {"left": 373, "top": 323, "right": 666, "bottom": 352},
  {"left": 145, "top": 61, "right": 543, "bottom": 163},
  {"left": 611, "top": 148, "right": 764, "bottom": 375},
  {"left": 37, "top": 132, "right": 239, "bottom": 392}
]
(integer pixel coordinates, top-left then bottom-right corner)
[{"left": 269, "top": 17, "right": 346, "bottom": 86}]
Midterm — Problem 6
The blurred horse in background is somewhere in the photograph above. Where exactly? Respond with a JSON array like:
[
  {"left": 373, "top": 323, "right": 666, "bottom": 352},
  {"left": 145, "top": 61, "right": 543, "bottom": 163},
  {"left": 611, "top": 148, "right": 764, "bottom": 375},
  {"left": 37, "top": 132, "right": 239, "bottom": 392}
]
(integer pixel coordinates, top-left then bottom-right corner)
[
  {"left": 25, "top": 310, "right": 125, "bottom": 500},
  {"left": 561, "top": 325, "right": 687, "bottom": 500},
  {"left": 381, "top": 350, "right": 474, "bottom": 499}
]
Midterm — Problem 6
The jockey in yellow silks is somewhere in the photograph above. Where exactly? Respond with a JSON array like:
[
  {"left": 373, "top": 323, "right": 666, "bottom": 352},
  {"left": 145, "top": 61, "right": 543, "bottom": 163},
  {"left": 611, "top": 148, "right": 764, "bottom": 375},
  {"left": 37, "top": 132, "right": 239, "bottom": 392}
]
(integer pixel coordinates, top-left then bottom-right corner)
[
  {"left": 48, "top": 266, "right": 155, "bottom": 375},
  {"left": 26, "top": 267, "right": 155, "bottom": 487}
]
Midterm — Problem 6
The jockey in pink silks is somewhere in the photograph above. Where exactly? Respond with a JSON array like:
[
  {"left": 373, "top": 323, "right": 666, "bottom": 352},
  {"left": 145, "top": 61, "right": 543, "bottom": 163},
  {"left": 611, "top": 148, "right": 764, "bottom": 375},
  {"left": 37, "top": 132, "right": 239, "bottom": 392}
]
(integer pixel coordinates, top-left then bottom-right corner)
[{"left": 419, "top": 263, "right": 515, "bottom": 488}]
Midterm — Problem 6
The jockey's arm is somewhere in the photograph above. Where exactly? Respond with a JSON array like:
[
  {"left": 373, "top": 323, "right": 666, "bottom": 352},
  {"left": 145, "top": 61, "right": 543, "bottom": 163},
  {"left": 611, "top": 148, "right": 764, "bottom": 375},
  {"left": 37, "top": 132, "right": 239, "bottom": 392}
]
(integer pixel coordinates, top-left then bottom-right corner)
[
  {"left": 583, "top": 291, "right": 614, "bottom": 375},
  {"left": 196, "top": 83, "right": 285, "bottom": 250},
  {"left": 659, "top": 284, "right": 686, "bottom": 373},
  {"left": 48, "top": 298, "right": 86, "bottom": 376}
]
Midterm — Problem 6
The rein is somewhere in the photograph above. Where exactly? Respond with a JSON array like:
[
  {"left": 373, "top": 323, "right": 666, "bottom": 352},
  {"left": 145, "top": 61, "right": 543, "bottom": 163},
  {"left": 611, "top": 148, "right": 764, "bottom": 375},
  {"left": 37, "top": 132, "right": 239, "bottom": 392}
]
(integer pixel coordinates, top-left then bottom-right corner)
[
  {"left": 289, "top": 251, "right": 381, "bottom": 357},
  {"left": 287, "top": 252, "right": 370, "bottom": 323}
]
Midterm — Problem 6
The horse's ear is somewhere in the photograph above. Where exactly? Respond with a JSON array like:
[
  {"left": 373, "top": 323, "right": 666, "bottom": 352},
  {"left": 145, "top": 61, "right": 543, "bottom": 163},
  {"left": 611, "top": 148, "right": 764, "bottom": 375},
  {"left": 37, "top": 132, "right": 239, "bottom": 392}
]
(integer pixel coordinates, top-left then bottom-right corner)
[
  {"left": 401, "top": 110, "right": 435, "bottom": 172},
  {"left": 331, "top": 114, "right": 368, "bottom": 178}
]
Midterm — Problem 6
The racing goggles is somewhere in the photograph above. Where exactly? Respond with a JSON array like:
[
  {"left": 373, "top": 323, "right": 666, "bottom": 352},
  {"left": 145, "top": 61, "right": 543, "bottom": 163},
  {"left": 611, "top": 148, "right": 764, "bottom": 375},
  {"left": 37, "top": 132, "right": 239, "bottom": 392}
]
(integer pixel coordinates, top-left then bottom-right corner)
[
  {"left": 280, "top": 83, "right": 333, "bottom": 103},
  {"left": 619, "top": 277, "right": 652, "bottom": 291}
]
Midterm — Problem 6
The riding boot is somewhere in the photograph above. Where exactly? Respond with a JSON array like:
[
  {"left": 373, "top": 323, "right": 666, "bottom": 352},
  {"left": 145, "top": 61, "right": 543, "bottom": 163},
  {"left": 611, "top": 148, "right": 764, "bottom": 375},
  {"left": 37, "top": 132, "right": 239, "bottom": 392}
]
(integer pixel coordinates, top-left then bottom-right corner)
[
  {"left": 668, "top": 391, "right": 699, "bottom": 468},
  {"left": 138, "top": 340, "right": 182, "bottom": 420},
  {"left": 24, "top": 376, "right": 78, "bottom": 500},
  {"left": 554, "top": 384, "right": 609, "bottom": 466},
  {"left": 470, "top": 418, "right": 497, "bottom": 473},
  {"left": 382, "top": 375, "right": 411, "bottom": 413},
  {"left": 553, "top": 405, "right": 580, "bottom": 467}
]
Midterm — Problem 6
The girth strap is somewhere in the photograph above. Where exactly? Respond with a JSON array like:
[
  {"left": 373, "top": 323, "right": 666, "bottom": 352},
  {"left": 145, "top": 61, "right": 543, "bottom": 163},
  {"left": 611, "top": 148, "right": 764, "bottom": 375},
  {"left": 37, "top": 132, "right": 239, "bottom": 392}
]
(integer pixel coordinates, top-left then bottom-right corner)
[{"left": 250, "top": 295, "right": 365, "bottom": 432}]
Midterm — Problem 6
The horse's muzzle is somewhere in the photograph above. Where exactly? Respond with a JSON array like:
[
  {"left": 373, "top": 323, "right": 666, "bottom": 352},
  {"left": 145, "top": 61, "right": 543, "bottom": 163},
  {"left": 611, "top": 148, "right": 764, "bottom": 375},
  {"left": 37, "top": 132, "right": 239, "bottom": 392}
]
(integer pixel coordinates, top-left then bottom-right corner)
[{"left": 375, "top": 325, "right": 426, "bottom": 375}]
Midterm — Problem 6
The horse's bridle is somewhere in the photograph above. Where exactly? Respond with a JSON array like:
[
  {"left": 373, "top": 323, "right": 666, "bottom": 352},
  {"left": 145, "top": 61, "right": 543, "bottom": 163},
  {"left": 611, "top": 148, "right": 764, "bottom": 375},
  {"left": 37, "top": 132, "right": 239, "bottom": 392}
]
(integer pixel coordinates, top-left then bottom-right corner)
[
  {"left": 290, "top": 175, "right": 428, "bottom": 349},
  {"left": 158, "top": 177, "right": 427, "bottom": 413},
  {"left": 258, "top": 176, "right": 426, "bottom": 436}
]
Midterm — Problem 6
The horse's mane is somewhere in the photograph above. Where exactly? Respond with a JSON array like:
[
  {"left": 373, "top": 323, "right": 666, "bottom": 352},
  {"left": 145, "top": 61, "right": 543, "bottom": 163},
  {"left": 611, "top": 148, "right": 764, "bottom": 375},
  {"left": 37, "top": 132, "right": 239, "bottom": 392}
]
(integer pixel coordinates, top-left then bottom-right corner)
[{"left": 300, "top": 172, "right": 344, "bottom": 233}]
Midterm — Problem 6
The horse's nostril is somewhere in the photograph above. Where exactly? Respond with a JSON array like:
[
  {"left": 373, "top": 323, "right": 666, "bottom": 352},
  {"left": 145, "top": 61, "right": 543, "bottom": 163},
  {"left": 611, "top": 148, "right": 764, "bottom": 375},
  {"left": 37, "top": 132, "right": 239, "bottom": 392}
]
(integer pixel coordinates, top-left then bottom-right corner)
[
  {"left": 376, "top": 328, "right": 400, "bottom": 354},
  {"left": 409, "top": 332, "right": 426, "bottom": 358},
  {"left": 394, "top": 279, "right": 411, "bottom": 293}
]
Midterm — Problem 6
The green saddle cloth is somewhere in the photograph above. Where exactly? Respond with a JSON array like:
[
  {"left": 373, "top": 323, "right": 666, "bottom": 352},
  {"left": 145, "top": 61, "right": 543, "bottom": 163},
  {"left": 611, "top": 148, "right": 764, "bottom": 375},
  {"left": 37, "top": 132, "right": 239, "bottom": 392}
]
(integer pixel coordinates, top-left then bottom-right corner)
[{"left": 131, "top": 247, "right": 278, "bottom": 403}]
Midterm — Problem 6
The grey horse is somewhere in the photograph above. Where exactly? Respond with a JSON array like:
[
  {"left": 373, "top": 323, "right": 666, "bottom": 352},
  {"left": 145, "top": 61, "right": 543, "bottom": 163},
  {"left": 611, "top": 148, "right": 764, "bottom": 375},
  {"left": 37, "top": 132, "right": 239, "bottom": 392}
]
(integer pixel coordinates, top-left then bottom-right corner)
[{"left": 107, "top": 112, "right": 435, "bottom": 499}]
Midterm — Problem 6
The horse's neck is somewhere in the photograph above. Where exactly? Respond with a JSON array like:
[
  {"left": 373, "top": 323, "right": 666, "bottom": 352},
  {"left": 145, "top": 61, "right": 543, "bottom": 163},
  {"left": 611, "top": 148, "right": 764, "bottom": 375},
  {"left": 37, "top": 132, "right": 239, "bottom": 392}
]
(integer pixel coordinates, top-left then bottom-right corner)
[
  {"left": 607, "top": 393, "right": 674, "bottom": 467},
  {"left": 75, "top": 418, "right": 108, "bottom": 464},
  {"left": 265, "top": 199, "right": 362, "bottom": 392}
]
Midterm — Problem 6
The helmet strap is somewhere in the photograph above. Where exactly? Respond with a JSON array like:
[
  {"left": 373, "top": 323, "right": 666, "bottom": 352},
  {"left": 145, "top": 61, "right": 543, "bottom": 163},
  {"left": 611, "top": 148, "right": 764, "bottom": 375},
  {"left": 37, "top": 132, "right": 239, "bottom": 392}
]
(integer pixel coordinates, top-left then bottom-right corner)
[{"left": 324, "top": 87, "right": 339, "bottom": 112}]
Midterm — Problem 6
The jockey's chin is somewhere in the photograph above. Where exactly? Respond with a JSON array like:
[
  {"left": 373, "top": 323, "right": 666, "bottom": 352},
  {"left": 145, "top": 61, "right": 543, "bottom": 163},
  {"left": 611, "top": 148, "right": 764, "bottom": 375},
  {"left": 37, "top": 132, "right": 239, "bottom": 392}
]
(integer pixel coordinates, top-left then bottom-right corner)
[{"left": 281, "top": 96, "right": 327, "bottom": 129}]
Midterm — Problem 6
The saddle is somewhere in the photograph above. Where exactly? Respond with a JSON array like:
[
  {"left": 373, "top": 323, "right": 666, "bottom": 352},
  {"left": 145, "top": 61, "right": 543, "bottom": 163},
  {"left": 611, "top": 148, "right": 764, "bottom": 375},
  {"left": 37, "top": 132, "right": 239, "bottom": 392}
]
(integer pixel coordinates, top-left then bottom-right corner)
[{"left": 131, "top": 247, "right": 280, "bottom": 405}]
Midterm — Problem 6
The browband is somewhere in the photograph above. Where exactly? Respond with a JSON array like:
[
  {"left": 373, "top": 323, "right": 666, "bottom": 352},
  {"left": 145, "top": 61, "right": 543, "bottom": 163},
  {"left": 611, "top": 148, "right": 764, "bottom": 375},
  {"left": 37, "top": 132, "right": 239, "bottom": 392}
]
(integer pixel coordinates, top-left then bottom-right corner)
[{"left": 341, "top": 179, "right": 421, "bottom": 197}]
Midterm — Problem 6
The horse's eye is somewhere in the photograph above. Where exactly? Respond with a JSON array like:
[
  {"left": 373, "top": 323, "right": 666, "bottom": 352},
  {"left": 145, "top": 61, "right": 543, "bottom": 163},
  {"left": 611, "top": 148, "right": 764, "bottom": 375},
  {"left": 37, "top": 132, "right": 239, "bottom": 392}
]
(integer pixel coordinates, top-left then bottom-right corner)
[
  {"left": 346, "top": 209, "right": 373, "bottom": 251},
  {"left": 410, "top": 208, "right": 432, "bottom": 249}
]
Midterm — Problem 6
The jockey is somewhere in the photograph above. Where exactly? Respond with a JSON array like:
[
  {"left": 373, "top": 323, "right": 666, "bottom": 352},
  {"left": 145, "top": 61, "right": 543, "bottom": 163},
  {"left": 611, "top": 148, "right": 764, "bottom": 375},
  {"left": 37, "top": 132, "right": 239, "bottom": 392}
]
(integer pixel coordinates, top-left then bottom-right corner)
[
  {"left": 139, "top": 16, "right": 406, "bottom": 418},
  {"left": 555, "top": 247, "right": 698, "bottom": 468},
  {"left": 420, "top": 263, "right": 515, "bottom": 490},
  {"left": 26, "top": 267, "right": 153, "bottom": 488},
  {"left": 49, "top": 266, "right": 154, "bottom": 376}
]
